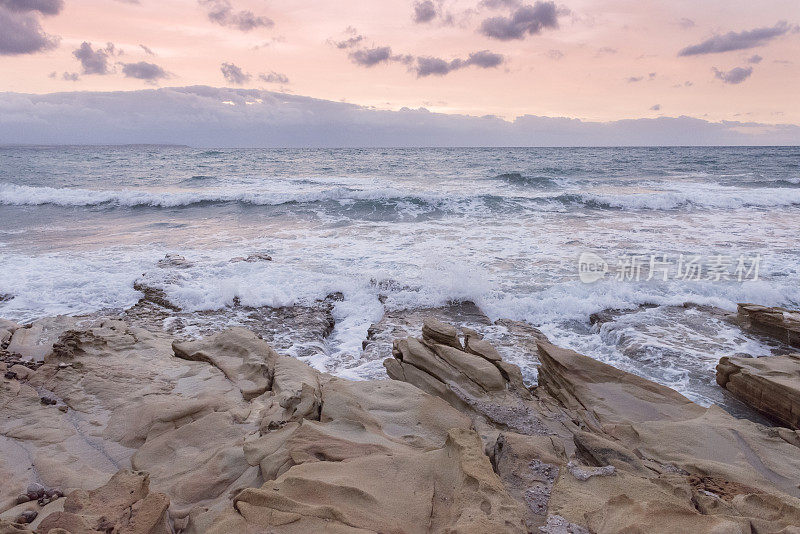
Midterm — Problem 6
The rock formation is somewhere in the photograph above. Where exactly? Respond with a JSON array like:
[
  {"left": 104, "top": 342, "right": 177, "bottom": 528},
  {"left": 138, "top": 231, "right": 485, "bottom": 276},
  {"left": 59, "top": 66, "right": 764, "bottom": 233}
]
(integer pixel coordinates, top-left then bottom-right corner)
[
  {"left": 717, "top": 353, "right": 800, "bottom": 430},
  {"left": 737, "top": 303, "right": 800, "bottom": 348},
  {"left": 3, "top": 313, "right": 800, "bottom": 533}
]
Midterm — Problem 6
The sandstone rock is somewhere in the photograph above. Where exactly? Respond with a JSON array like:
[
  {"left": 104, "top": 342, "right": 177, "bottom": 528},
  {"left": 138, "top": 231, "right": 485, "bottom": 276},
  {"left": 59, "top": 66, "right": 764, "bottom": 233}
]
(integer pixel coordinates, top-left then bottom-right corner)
[
  {"left": 173, "top": 327, "right": 277, "bottom": 401},
  {"left": 717, "top": 353, "right": 800, "bottom": 429},
  {"left": 36, "top": 470, "right": 170, "bottom": 534},
  {"left": 737, "top": 303, "right": 800, "bottom": 348},
  {"left": 422, "top": 317, "right": 463, "bottom": 350},
  {"left": 213, "top": 428, "right": 527, "bottom": 534},
  {"left": 4, "top": 316, "right": 79, "bottom": 362}
]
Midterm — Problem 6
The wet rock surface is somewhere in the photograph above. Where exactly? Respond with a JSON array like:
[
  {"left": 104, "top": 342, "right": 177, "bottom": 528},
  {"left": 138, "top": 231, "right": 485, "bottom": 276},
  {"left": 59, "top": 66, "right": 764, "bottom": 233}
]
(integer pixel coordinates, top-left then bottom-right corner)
[
  {"left": 717, "top": 352, "right": 800, "bottom": 429},
  {"left": 736, "top": 303, "right": 800, "bottom": 348},
  {"left": 2, "top": 310, "right": 800, "bottom": 532}
]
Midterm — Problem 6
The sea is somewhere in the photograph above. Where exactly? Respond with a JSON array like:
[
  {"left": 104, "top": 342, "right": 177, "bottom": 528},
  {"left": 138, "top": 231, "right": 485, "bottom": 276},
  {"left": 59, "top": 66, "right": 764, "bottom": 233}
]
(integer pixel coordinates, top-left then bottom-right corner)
[{"left": 1, "top": 145, "right": 799, "bottom": 410}]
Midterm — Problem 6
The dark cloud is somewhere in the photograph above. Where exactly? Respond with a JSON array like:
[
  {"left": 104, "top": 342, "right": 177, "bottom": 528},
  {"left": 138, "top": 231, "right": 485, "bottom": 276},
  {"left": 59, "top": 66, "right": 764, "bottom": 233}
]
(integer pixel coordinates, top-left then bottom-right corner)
[
  {"left": 199, "top": 0, "right": 273, "bottom": 32},
  {"left": 479, "top": 1, "right": 561, "bottom": 41},
  {"left": 677, "top": 18, "right": 694, "bottom": 29},
  {"left": 2, "top": 86, "right": 798, "bottom": 146},
  {"left": 0, "top": 0, "right": 63, "bottom": 15},
  {"left": 259, "top": 71, "right": 289, "bottom": 84},
  {"left": 349, "top": 46, "right": 393, "bottom": 67},
  {"left": 415, "top": 56, "right": 452, "bottom": 76},
  {"left": 627, "top": 76, "right": 643, "bottom": 83},
  {"left": 414, "top": 50, "right": 504, "bottom": 77},
  {"left": 73, "top": 42, "right": 118, "bottom": 75},
  {"left": 713, "top": 66, "right": 753, "bottom": 84},
  {"left": 221, "top": 62, "right": 251, "bottom": 85},
  {"left": 465, "top": 49, "right": 504, "bottom": 68},
  {"left": 748, "top": 54, "right": 762, "bottom": 64},
  {"left": 678, "top": 21, "right": 797, "bottom": 56},
  {"left": 122, "top": 61, "right": 168, "bottom": 82},
  {"left": 650, "top": 104, "right": 661, "bottom": 111},
  {"left": 139, "top": 44, "right": 155, "bottom": 56},
  {"left": 413, "top": 0, "right": 437, "bottom": 23},
  {"left": 0, "top": 2, "right": 59, "bottom": 55}
]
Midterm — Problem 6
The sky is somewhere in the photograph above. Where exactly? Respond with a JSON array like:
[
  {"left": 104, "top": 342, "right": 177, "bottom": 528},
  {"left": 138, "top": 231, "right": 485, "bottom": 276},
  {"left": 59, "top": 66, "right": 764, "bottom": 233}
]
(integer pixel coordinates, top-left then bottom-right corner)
[{"left": 1, "top": 0, "right": 799, "bottom": 145}]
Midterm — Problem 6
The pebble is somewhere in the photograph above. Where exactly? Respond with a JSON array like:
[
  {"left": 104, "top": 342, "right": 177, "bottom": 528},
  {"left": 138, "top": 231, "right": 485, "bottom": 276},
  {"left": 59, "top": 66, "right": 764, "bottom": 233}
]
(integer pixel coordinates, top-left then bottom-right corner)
[
  {"left": 16, "top": 510, "right": 38, "bottom": 524},
  {"left": 40, "top": 397, "right": 57, "bottom": 406},
  {"left": 3, "top": 371, "right": 16, "bottom": 380}
]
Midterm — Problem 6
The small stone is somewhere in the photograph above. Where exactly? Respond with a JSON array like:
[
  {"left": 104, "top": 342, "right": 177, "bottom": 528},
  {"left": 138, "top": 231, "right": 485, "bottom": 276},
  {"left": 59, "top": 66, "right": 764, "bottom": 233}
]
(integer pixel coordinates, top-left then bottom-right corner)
[
  {"left": 40, "top": 396, "right": 57, "bottom": 405},
  {"left": 58, "top": 404, "right": 68, "bottom": 412},
  {"left": 4, "top": 370, "right": 16, "bottom": 379},
  {"left": 566, "top": 460, "right": 616, "bottom": 481},
  {"left": 16, "top": 510, "right": 38, "bottom": 524},
  {"left": 26, "top": 482, "right": 45, "bottom": 498},
  {"left": 15, "top": 493, "right": 30, "bottom": 505}
]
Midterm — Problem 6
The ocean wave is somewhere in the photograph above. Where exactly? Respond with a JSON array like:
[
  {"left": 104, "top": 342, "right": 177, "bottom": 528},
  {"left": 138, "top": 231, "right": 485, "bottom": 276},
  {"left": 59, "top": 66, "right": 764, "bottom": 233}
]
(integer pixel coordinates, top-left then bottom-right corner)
[
  {"left": 492, "top": 172, "right": 557, "bottom": 187},
  {"left": 549, "top": 186, "right": 800, "bottom": 210},
  {"left": 0, "top": 182, "right": 506, "bottom": 215},
  {"left": 3, "top": 181, "right": 800, "bottom": 213}
]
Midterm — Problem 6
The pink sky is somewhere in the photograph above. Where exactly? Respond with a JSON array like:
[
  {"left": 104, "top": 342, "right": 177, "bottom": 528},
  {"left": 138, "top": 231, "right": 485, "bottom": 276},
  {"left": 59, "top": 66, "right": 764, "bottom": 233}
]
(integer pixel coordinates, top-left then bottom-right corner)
[{"left": 2, "top": 0, "right": 798, "bottom": 124}]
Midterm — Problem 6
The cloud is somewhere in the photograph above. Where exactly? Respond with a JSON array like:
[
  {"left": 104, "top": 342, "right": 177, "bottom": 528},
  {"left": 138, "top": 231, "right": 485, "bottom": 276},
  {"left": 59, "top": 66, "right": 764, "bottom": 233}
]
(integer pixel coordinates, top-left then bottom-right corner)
[
  {"left": 2, "top": 86, "right": 798, "bottom": 147},
  {"left": 677, "top": 18, "right": 694, "bottom": 29},
  {"left": 627, "top": 76, "right": 643, "bottom": 83},
  {"left": 73, "top": 42, "right": 118, "bottom": 75},
  {"left": 259, "top": 71, "right": 288, "bottom": 84},
  {"left": 349, "top": 46, "right": 394, "bottom": 67},
  {"left": 465, "top": 49, "right": 504, "bottom": 68},
  {"left": 0, "top": 0, "right": 63, "bottom": 15},
  {"left": 413, "top": 0, "right": 437, "bottom": 23},
  {"left": 122, "top": 61, "right": 168, "bottom": 82},
  {"left": 678, "top": 21, "right": 797, "bottom": 56},
  {"left": 221, "top": 62, "right": 251, "bottom": 85},
  {"left": 346, "top": 44, "right": 503, "bottom": 77},
  {"left": 139, "top": 44, "right": 155, "bottom": 56},
  {"left": 748, "top": 54, "right": 762, "bottom": 64},
  {"left": 480, "top": 0, "right": 522, "bottom": 9},
  {"left": 199, "top": 0, "right": 273, "bottom": 32},
  {"left": 414, "top": 50, "right": 504, "bottom": 77},
  {"left": 332, "top": 34, "right": 364, "bottom": 49},
  {"left": 49, "top": 70, "right": 78, "bottom": 81},
  {"left": 479, "top": 1, "right": 562, "bottom": 41},
  {"left": 650, "top": 104, "right": 661, "bottom": 111},
  {"left": 0, "top": 1, "right": 60, "bottom": 55},
  {"left": 713, "top": 66, "right": 753, "bottom": 84}
]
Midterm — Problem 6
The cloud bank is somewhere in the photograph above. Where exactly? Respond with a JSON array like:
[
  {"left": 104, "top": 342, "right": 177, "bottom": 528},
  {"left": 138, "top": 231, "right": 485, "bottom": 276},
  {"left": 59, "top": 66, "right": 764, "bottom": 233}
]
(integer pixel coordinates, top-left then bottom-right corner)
[{"left": 0, "top": 86, "right": 797, "bottom": 147}]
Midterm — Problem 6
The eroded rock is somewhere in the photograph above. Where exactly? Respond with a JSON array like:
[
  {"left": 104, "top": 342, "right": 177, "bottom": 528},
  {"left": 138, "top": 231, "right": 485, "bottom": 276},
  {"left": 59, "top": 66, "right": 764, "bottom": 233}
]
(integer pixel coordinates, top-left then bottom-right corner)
[{"left": 717, "top": 353, "right": 800, "bottom": 429}]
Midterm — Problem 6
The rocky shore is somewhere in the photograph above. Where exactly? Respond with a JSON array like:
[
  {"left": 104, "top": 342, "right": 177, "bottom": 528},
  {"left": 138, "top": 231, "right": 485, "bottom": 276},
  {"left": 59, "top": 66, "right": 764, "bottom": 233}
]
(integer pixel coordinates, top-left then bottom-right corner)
[{"left": 2, "top": 304, "right": 800, "bottom": 533}]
